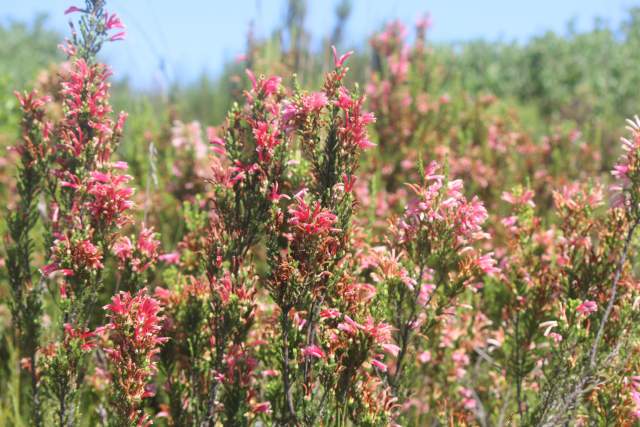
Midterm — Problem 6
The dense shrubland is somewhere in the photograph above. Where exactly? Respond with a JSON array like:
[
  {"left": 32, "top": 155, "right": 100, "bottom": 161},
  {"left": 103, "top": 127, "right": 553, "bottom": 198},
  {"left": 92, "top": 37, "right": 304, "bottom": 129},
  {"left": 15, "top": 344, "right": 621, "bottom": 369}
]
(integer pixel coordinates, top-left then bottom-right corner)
[{"left": 2, "top": 1, "right": 640, "bottom": 425}]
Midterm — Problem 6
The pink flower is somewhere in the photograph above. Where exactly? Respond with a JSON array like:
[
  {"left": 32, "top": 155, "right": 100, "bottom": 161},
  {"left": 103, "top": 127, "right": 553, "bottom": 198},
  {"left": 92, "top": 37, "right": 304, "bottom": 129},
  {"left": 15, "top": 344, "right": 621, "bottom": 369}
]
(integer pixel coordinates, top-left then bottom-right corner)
[
  {"left": 112, "top": 236, "right": 133, "bottom": 262},
  {"left": 252, "top": 121, "right": 280, "bottom": 162},
  {"left": 475, "top": 253, "right": 500, "bottom": 276},
  {"left": 302, "top": 345, "right": 325, "bottom": 359},
  {"left": 338, "top": 315, "right": 362, "bottom": 335},
  {"left": 64, "top": 5, "right": 83, "bottom": 14},
  {"left": 159, "top": 252, "right": 180, "bottom": 264},
  {"left": 104, "top": 12, "right": 125, "bottom": 30},
  {"left": 382, "top": 343, "right": 400, "bottom": 357},
  {"left": 262, "top": 76, "right": 281, "bottom": 96},
  {"left": 251, "top": 401, "right": 272, "bottom": 414},
  {"left": 101, "top": 289, "right": 167, "bottom": 415},
  {"left": 501, "top": 189, "right": 536, "bottom": 207},
  {"left": 335, "top": 87, "right": 376, "bottom": 150},
  {"left": 109, "top": 32, "right": 126, "bottom": 42},
  {"left": 548, "top": 332, "right": 563, "bottom": 343},
  {"left": 245, "top": 69, "right": 281, "bottom": 96},
  {"left": 459, "top": 387, "right": 477, "bottom": 410},
  {"left": 269, "top": 182, "right": 289, "bottom": 202},
  {"left": 371, "top": 359, "right": 387, "bottom": 372},
  {"left": 576, "top": 300, "right": 598, "bottom": 316},
  {"left": 342, "top": 174, "right": 357, "bottom": 192},
  {"left": 320, "top": 308, "right": 341, "bottom": 319},
  {"left": 64, "top": 323, "right": 96, "bottom": 351},
  {"left": 137, "top": 227, "right": 159, "bottom": 259},
  {"left": 288, "top": 191, "right": 339, "bottom": 235},
  {"left": 332, "top": 45, "right": 354, "bottom": 68},
  {"left": 86, "top": 171, "right": 134, "bottom": 227},
  {"left": 417, "top": 351, "right": 431, "bottom": 364},
  {"left": 301, "top": 92, "right": 328, "bottom": 112},
  {"left": 610, "top": 116, "right": 640, "bottom": 207}
]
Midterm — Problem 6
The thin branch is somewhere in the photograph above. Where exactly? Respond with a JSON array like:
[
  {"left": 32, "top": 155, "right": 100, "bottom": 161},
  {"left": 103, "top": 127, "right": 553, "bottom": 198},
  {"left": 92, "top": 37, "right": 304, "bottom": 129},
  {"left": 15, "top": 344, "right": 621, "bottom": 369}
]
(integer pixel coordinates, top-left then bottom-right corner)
[{"left": 589, "top": 218, "right": 639, "bottom": 368}]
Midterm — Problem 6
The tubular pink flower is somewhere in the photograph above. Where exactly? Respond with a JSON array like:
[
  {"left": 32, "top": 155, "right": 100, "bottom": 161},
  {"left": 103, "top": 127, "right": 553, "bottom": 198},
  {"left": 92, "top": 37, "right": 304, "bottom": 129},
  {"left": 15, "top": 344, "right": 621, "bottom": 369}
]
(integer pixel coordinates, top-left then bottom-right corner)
[
  {"left": 288, "top": 192, "right": 340, "bottom": 235},
  {"left": 101, "top": 289, "right": 168, "bottom": 421},
  {"left": 331, "top": 45, "right": 354, "bottom": 68},
  {"left": 104, "top": 12, "right": 125, "bottom": 30},
  {"left": 302, "top": 345, "right": 326, "bottom": 359},
  {"left": 371, "top": 359, "right": 387, "bottom": 372},
  {"left": 64, "top": 5, "right": 83, "bottom": 14},
  {"left": 302, "top": 92, "right": 328, "bottom": 112},
  {"left": 576, "top": 300, "right": 598, "bottom": 316},
  {"left": 86, "top": 171, "right": 134, "bottom": 227}
]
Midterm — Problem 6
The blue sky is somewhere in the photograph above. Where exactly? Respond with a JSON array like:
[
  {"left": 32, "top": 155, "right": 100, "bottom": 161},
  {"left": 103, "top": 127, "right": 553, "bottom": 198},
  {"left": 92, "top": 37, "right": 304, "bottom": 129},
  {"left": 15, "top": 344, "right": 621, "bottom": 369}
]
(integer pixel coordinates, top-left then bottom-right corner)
[{"left": 2, "top": 1, "right": 635, "bottom": 88}]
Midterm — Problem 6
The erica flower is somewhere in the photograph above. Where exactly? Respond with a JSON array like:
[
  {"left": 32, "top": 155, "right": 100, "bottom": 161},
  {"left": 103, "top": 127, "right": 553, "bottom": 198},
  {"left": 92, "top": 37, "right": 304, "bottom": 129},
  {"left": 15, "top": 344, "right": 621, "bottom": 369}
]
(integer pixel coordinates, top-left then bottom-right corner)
[
  {"left": 288, "top": 190, "right": 339, "bottom": 235},
  {"left": 576, "top": 300, "right": 598, "bottom": 316},
  {"left": 331, "top": 45, "right": 354, "bottom": 68},
  {"left": 502, "top": 189, "right": 536, "bottom": 207},
  {"left": 137, "top": 227, "right": 160, "bottom": 259},
  {"left": 86, "top": 171, "right": 134, "bottom": 227},
  {"left": 335, "top": 87, "right": 376, "bottom": 150},
  {"left": 269, "top": 182, "right": 289, "bottom": 202},
  {"left": 630, "top": 376, "right": 640, "bottom": 419},
  {"left": 64, "top": 5, "right": 83, "bottom": 14},
  {"left": 611, "top": 116, "right": 640, "bottom": 212},
  {"left": 371, "top": 359, "right": 387, "bottom": 372},
  {"left": 252, "top": 120, "right": 281, "bottom": 162},
  {"left": 112, "top": 236, "right": 133, "bottom": 262},
  {"left": 158, "top": 252, "right": 180, "bottom": 264},
  {"left": 251, "top": 401, "right": 272, "bottom": 415},
  {"left": 104, "top": 12, "right": 125, "bottom": 31},
  {"left": 302, "top": 345, "right": 326, "bottom": 359},
  {"left": 64, "top": 323, "right": 96, "bottom": 352},
  {"left": 101, "top": 289, "right": 167, "bottom": 424},
  {"left": 302, "top": 92, "right": 328, "bottom": 112},
  {"left": 475, "top": 253, "right": 500, "bottom": 276},
  {"left": 44, "top": 235, "right": 103, "bottom": 279},
  {"left": 245, "top": 69, "right": 281, "bottom": 97}
]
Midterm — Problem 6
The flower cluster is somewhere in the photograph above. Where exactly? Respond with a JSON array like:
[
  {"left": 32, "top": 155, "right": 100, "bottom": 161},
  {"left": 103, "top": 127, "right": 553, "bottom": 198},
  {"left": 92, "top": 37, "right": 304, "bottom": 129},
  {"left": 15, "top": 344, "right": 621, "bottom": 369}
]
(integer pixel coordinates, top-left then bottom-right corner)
[
  {"left": 100, "top": 289, "right": 168, "bottom": 425},
  {"left": 611, "top": 116, "right": 640, "bottom": 218},
  {"left": 6, "top": 3, "right": 640, "bottom": 426}
]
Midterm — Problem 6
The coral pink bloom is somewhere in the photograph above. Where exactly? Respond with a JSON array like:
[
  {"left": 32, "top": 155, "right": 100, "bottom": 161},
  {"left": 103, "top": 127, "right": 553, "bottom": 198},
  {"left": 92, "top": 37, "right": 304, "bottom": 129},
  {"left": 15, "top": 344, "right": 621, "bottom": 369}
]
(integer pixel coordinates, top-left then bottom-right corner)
[
  {"left": 109, "top": 32, "right": 126, "bottom": 42},
  {"left": 87, "top": 171, "right": 134, "bottom": 227},
  {"left": 501, "top": 190, "right": 535, "bottom": 207},
  {"left": 342, "top": 174, "right": 357, "bottom": 192},
  {"left": 382, "top": 343, "right": 400, "bottom": 357},
  {"left": 331, "top": 45, "right": 354, "bottom": 68},
  {"left": 302, "top": 92, "right": 328, "bottom": 112},
  {"left": 64, "top": 5, "right": 83, "bottom": 14},
  {"left": 336, "top": 87, "right": 376, "bottom": 150},
  {"left": 475, "top": 253, "right": 500, "bottom": 276},
  {"left": 137, "top": 227, "right": 160, "bottom": 259},
  {"left": 337, "top": 315, "right": 362, "bottom": 335},
  {"left": 104, "top": 293, "right": 127, "bottom": 316},
  {"left": 302, "top": 345, "right": 325, "bottom": 359},
  {"left": 105, "top": 12, "right": 125, "bottom": 30},
  {"left": 64, "top": 323, "right": 96, "bottom": 351},
  {"left": 371, "top": 359, "right": 387, "bottom": 372},
  {"left": 245, "top": 69, "right": 281, "bottom": 96},
  {"left": 262, "top": 76, "right": 281, "bottom": 96},
  {"left": 251, "top": 401, "right": 272, "bottom": 414},
  {"left": 269, "top": 182, "right": 289, "bottom": 202},
  {"left": 576, "top": 300, "right": 598, "bottom": 316},
  {"left": 418, "top": 351, "right": 432, "bottom": 364},
  {"left": 320, "top": 308, "right": 341, "bottom": 319},
  {"left": 288, "top": 192, "right": 339, "bottom": 235},
  {"left": 158, "top": 252, "right": 180, "bottom": 264},
  {"left": 112, "top": 236, "right": 133, "bottom": 262}
]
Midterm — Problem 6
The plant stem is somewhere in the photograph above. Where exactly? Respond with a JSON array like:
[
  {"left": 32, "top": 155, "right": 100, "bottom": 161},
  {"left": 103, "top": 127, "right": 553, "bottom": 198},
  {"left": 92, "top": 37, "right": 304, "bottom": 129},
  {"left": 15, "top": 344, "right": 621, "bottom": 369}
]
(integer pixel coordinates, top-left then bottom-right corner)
[{"left": 589, "top": 218, "right": 639, "bottom": 368}]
